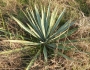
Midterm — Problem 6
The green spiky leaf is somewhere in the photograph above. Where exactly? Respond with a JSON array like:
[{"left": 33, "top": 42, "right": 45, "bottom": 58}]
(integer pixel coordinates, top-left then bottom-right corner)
[
  {"left": 43, "top": 46, "right": 48, "bottom": 62},
  {"left": 26, "top": 49, "right": 41, "bottom": 70}
]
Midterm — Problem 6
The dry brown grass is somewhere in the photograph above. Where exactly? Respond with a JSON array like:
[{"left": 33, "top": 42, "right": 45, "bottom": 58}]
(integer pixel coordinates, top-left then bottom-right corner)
[
  {"left": 30, "top": 52, "right": 90, "bottom": 70},
  {"left": 0, "top": 0, "right": 17, "bottom": 14},
  {"left": 76, "top": 17, "right": 90, "bottom": 35},
  {"left": 0, "top": 54, "right": 22, "bottom": 70}
]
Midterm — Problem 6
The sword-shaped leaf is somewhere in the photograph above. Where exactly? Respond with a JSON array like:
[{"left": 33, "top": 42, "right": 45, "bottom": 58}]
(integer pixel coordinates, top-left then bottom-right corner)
[
  {"left": 0, "top": 46, "right": 30, "bottom": 55},
  {"left": 47, "top": 7, "right": 58, "bottom": 36},
  {"left": 60, "top": 28, "right": 78, "bottom": 39},
  {"left": 49, "top": 20, "right": 75, "bottom": 41},
  {"left": 50, "top": 8, "right": 66, "bottom": 35},
  {"left": 49, "top": 30, "right": 67, "bottom": 42},
  {"left": 11, "top": 15, "right": 38, "bottom": 38},
  {"left": 41, "top": 7, "right": 46, "bottom": 39},
  {"left": 30, "top": 9, "right": 44, "bottom": 39},
  {"left": 57, "top": 52, "right": 72, "bottom": 60},
  {"left": 46, "top": 4, "right": 50, "bottom": 37},
  {"left": 3, "top": 40, "right": 43, "bottom": 45},
  {"left": 26, "top": 9, "right": 43, "bottom": 39},
  {"left": 34, "top": 5, "right": 42, "bottom": 30},
  {"left": 26, "top": 49, "right": 41, "bottom": 70},
  {"left": 43, "top": 46, "right": 48, "bottom": 62},
  {"left": 27, "top": 23, "right": 42, "bottom": 40}
]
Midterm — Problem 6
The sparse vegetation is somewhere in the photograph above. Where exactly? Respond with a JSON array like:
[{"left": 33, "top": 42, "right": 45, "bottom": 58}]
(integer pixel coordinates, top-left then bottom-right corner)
[{"left": 0, "top": 0, "right": 90, "bottom": 70}]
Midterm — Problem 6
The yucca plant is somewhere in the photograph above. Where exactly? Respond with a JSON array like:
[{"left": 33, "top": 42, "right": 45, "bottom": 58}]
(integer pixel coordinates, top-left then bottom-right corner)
[{"left": 0, "top": 4, "right": 77, "bottom": 70}]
